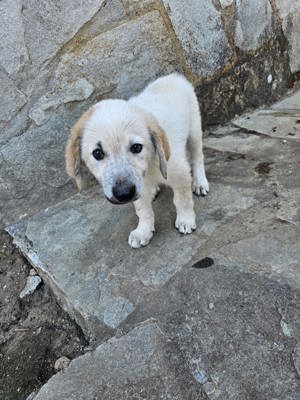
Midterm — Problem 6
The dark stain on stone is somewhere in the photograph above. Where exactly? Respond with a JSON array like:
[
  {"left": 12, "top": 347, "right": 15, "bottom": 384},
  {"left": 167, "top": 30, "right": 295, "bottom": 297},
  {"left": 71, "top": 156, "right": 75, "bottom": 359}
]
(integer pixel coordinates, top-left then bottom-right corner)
[
  {"left": 288, "top": 132, "right": 296, "bottom": 136},
  {"left": 197, "top": 36, "right": 292, "bottom": 128},
  {"left": 255, "top": 162, "right": 273, "bottom": 175},
  {"left": 192, "top": 257, "right": 214, "bottom": 269},
  {"left": 296, "top": 120, "right": 300, "bottom": 124},
  {"left": 272, "top": 126, "right": 277, "bottom": 132},
  {"left": 226, "top": 153, "right": 246, "bottom": 161}
]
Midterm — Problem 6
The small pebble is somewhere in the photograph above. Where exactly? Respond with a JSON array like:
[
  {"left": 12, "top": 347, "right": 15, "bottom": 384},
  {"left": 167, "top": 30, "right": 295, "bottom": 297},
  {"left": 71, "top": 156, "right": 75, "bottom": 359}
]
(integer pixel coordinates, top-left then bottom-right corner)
[
  {"left": 54, "top": 356, "right": 71, "bottom": 371},
  {"left": 19, "top": 276, "right": 42, "bottom": 299},
  {"left": 29, "top": 268, "right": 37, "bottom": 276},
  {"left": 208, "top": 302, "right": 215, "bottom": 310}
]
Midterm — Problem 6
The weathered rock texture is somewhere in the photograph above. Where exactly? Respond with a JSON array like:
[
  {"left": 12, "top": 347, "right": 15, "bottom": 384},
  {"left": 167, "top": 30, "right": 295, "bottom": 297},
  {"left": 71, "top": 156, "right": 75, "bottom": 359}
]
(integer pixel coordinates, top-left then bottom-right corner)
[
  {"left": 9, "top": 91, "right": 300, "bottom": 399},
  {"left": 0, "top": 0, "right": 300, "bottom": 226},
  {"left": 0, "top": 0, "right": 300, "bottom": 227}
]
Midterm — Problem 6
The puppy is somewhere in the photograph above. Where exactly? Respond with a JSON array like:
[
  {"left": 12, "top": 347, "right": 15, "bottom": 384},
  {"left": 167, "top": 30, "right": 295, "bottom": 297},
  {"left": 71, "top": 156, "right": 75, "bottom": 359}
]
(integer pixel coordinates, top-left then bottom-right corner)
[{"left": 65, "top": 73, "right": 209, "bottom": 248}]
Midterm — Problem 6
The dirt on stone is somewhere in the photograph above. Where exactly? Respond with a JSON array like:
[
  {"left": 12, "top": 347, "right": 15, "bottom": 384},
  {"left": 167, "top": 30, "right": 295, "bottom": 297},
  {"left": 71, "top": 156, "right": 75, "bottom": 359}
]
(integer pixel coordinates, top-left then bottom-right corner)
[{"left": 0, "top": 230, "right": 88, "bottom": 400}]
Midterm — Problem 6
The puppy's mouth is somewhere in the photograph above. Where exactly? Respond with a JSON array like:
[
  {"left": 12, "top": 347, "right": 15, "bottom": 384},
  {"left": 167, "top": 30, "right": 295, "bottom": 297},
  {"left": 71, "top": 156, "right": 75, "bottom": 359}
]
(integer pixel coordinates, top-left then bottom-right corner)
[{"left": 106, "top": 195, "right": 139, "bottom": 205}]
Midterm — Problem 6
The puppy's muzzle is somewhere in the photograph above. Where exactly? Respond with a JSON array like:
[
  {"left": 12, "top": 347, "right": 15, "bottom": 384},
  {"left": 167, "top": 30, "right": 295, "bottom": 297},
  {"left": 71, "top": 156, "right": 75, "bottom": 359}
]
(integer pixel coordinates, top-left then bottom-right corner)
[{"left": 109, "top": 181, "right": 137, "bottom": 204}]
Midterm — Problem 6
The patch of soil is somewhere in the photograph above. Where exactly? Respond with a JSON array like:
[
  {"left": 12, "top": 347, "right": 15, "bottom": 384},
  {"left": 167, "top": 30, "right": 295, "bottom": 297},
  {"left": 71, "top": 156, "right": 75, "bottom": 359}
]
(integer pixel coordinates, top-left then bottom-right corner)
[{"left": 0, "top": 230, "right": 88, "bottom": 400}]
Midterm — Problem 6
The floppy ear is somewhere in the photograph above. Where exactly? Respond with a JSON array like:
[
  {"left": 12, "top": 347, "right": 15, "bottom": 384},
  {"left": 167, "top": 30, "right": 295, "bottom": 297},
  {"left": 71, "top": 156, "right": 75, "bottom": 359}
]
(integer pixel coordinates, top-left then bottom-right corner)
[
  {"left": 65, "top": 108, "right": 93, "bottom": 191},
  {"left": 132, "top": 105, "right": 170, "bottom": 179},
  {"left": 149, "top": 121, "right": 170, "bottom": 179}
]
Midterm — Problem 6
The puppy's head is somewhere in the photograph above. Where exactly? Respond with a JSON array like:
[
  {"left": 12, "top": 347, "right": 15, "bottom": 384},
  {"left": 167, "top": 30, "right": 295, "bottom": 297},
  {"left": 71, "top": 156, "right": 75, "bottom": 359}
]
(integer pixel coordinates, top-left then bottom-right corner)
[{"left": 65, "top": 99, "right": 170, "bottom": 204}]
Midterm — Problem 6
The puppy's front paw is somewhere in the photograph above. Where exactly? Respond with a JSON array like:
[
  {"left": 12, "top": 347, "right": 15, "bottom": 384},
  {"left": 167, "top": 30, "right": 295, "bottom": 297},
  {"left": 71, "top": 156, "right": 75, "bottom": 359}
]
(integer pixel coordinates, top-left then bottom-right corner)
[
  {"left": 193, "top": 176, "right": 209, "bottom": 197},
  {"left": 128, "top": 228, "right": 154, "bottom": 248},
  {"left": 175, "top": 213, "right": 196, "bottom": 234}
]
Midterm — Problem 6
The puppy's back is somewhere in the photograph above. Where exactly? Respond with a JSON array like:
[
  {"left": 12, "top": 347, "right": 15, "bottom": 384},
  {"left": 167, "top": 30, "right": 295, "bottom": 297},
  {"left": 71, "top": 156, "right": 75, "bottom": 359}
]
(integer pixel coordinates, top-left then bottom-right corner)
[{"left": 129, "top": 73, "right": 197, "bottom": 145}]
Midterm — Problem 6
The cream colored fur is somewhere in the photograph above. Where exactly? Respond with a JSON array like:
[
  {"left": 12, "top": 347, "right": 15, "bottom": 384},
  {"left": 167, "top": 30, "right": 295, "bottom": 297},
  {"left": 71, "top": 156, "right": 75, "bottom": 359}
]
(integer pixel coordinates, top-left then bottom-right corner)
[{"left": 66, "top": 73, "right": 209, "bottom": 248}]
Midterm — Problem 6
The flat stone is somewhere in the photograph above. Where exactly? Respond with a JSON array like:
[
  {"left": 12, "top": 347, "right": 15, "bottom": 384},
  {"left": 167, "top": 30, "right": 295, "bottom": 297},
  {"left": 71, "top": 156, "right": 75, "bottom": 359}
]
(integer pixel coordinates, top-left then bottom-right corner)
[
  {"left": 22, "top": 0, "right": 106, "bottom": 68},
  {"left": 0, "top": 72, "right": 27, "bottom": 122},
  {"left": 34, "top": 322, "right": 205, "bottom": 400},
  {"left": 6, "top": 181, "right": 265, "bottom": 340},
  {"left": 233, "top": 90, "right": 300, "bottom": 140},
  {"left": 205, "top": 127, "right": 300, "bottom": 162},
  {"left": 235, "top": 0, "right": 273, "bottom": 51},
  {"left": 120, "top": 263, "right": 300, "bottom": 399},
  {"left": 272, "top": 90, "right": 300, "bottom": 111},
  {"left": 52, "top": 11, "right": 179, "bottom": 98},
  {"left": 162, "top": 0, "right": 232, "bottom": 75},
  {"left": 0, "top": 0, "right": 29, "bottom": 75},
  {"left": 233, "top": 109, "right": 300, "bottom": 141},
  {"left": 217, "top": 225, "right": 300, "bottom": 288}
]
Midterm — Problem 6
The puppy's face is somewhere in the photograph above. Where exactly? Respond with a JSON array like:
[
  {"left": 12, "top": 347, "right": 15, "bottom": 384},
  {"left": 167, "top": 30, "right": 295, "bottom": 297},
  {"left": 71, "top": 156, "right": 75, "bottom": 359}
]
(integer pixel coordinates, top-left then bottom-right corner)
[
  {"left": 81, "top": 100, "right": 154, "bottom": 204},
  {"left": 66, "top": 99, "right": 169, "bottom": 204}
]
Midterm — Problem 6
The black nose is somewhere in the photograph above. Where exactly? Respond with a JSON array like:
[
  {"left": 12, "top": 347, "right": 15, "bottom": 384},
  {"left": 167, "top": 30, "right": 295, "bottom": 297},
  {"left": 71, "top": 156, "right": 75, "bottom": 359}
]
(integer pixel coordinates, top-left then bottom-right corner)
[{"left": 112, "top": 182, "right": 136, "bottom": 203}]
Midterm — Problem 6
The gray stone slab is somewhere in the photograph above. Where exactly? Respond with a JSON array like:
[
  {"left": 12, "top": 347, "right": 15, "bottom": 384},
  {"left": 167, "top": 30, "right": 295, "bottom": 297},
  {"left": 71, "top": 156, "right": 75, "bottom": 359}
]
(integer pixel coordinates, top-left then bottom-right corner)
[
  {"left": 7, "top": 181, "right": 266, "bottom": 340},
  {"left": 235, "top": 0, "right": 273, "bottom": 51},
  {"left": 51, "top": 11, "right": 180, "bottom": 99},
  {"left": 120, "top": 262, "right": 300, "bottom": 400},
  {"left": 217, "top": 225, "right": 300, "bottom": 288},
  {"left": 34, "top": 322, "right": 206, "bottom": 400},
  {"left": 206, "top": 129, "right": 300, "bottom": 160},
  {"left": 272, "top": 90, "right": 300, "bottom": 111},
  {"left": 163, "top": 0, "right": 232, "bottom": 75},
  {"left": 22, "top": 0, "right": 106, "bottom": 68},
  {"left": 233, "top": 110, "right": 300, "bottom": 141},
  {"left": 0, "top": 0, "right": 29, "bottom": 75},
  {"left": 233, "top": 90, "right": 300, "bottom": 140}
]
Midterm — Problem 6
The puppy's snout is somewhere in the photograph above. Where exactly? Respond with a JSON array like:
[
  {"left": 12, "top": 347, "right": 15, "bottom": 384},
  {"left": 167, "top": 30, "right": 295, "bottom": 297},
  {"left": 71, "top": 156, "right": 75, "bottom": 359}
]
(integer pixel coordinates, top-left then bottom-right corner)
[{"left": 112, "top": 181, "right": 136, "bottom": 203}]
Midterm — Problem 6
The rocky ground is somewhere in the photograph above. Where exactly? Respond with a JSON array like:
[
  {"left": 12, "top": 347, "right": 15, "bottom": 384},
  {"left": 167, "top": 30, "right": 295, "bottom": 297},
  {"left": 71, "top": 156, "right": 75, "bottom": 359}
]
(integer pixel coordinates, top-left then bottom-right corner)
[
  {"left": 0, "top": 231, "right": 87, "bottom": 400},
  {"left": 3, "top": 89, "right": 300, "bottom": 399}
]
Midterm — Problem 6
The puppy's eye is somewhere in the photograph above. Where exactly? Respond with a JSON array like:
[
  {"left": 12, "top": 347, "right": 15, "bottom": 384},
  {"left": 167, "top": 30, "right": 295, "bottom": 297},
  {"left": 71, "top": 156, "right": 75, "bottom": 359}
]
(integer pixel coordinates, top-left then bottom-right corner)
[
  {"left": 92, "top": 148, "right": 105, "bottom": 160},
  {"left": 130, "top": 143, "right": 143, "bottom": 154}
]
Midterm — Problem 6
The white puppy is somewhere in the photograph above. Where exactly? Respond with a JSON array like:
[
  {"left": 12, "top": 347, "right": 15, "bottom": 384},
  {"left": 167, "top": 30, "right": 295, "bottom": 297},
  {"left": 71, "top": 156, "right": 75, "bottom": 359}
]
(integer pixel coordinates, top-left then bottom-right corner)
[{"left": 66, "top": 73, "right": 209, "bottom": 248}]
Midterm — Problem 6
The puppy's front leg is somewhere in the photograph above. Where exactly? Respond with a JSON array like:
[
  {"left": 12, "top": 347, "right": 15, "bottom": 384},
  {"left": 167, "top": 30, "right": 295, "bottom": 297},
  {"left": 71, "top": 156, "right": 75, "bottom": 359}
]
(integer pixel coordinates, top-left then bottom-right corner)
[{"left": 128, "top": 191, "right": 155, "bottom": 248}]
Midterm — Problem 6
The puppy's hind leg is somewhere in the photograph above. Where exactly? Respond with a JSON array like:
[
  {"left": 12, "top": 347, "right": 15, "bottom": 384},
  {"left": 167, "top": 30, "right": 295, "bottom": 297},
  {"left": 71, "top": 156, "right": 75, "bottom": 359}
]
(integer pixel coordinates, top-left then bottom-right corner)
[
  {"left": 188, "top": 97, "right": 209, "bottom": 196},
  {"left": 168, "top": 157, "right": 196, "bottom": 234}
]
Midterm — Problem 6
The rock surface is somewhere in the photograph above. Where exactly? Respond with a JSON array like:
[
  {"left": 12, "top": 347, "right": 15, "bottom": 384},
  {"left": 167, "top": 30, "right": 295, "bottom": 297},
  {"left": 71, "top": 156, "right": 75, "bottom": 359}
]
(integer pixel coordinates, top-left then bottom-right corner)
[
  {"left": 235, "top": 0, "right": 273, "bottom": 51},
  {"left": 1, "top": 0, "right": 300, "bottom": 229},
  {"left": 163, "top": 0, "right": 232, "bottom": 74},
  {"left": 7, "top": 90, "right": 300, "bottom": 399},
  {"left": 0, "top": 0, "right": 28, "bottom": 75},
  {"left": 34, "top": 323, "right": 206, "bottom": 400},
  {"left": 275, "top": 0, "right": 300, "bottom": 73},
  {"left": 233, "top": 91, "right": 300, "bottom": 141}
]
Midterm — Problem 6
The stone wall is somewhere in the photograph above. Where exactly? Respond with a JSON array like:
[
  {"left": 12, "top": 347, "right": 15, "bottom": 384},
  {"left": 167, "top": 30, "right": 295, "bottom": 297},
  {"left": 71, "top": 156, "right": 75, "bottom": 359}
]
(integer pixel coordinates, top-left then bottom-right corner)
[{"left": 0, "top": 0, "right": 299, "bottom": 224}]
